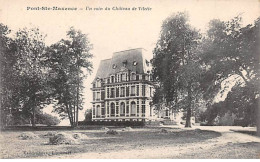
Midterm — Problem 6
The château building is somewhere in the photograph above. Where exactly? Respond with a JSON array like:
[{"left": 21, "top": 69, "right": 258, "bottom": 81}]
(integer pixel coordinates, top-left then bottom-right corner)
[{"left": 91, "top": 48, "right": 155, "bottom": 122}]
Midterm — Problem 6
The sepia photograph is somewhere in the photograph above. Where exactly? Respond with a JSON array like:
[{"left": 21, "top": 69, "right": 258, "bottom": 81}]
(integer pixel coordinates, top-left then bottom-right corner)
[{"left": 0, "top": 0, "right": 260, "bottom": 159}]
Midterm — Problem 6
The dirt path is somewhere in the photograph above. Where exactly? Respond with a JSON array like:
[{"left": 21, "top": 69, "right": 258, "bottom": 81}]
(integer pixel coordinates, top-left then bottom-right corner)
[{"left": 48, "top": 126, "right": 260, "bottom": 159}]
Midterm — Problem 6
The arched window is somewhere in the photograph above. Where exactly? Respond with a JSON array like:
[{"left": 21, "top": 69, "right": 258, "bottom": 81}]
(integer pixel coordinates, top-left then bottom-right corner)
[
  {"left": 111, "top": 103, "right": 115, "bottom": 116},
  {"left": 131, "top": 101, "right": 136, "bottom": 116},
  {"left": 120, "top": 102, "right": 125, "bottom": 116}
]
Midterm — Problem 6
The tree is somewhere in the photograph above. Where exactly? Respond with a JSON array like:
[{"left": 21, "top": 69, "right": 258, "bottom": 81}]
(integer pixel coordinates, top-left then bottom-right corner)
[
  {"left": 46, "top": 27, "right": 93, "bottom": 127},
  {"left": 151, "top": 12, "right": 202, "bottom": 127},
  {"left": 200, "top": 16, "right": 260, "bottom": 135},
  {"left": 0, "top": 23, "right": 19, "bottom": 127},
  {"left": 13, "top": 27, "right": 51, "bottom": 127}
]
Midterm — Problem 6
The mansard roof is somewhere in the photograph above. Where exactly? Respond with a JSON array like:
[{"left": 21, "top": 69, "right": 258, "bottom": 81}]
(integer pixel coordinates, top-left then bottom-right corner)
[
  {"left": 94, "top": 48, "right": 149, "bottom": 80},
  {"left": 95, "top": 58, "right": 112, "bottom": 79}
]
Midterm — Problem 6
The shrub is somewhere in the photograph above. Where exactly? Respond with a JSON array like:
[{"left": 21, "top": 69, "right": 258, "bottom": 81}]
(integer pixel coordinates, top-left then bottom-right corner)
[
  {"left": 49, "top": 132, "right": 78, "bottom": 145},
  {"left": 106, "top": 129, "right": 119, "bottom": 135},
  {"left": 43, "top": 131, "right": 57, "bottom": 138},
  {"left": 194, "top": 128, "right": 202, "bottom": 133},
  {"left": 72, "top": 133, "right": 87, "bottom": 139},
  {"left": 37, "top": 113, "right": 60, "bottom": 126},
  {"left": 18, "top": 132, "right": 39, "bottom": 140},
  {"left": 160, "top": 128, "right": 168, "bottom": 133}
]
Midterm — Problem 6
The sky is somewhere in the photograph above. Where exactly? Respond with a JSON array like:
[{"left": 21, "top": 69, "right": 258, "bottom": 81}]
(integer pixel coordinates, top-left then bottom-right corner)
[{"left": 1, "top": 0, "right": 259, "bottom": 125}]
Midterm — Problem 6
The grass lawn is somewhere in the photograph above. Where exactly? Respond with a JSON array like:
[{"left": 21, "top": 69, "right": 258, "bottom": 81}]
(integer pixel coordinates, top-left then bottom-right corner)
[{"left": 0, "top": 127, "right": 221, "bottom": 158}]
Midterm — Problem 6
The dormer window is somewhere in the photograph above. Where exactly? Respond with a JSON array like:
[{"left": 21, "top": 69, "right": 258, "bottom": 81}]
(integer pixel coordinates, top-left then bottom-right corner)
[
  {"left": 131, "top": 72, "right": 136, "bottom": 80},
  {"left": 146, "top": 60, "right": 149, "bottom": 66},
  {"left": 133, "top": 61, "right": 137, "bottom": 66},
  {"left": 112, "top": 64, "right": 117, "bottom": 69},
  {"left": 123, "top": 60, "right": 127, "bottom": 67}
]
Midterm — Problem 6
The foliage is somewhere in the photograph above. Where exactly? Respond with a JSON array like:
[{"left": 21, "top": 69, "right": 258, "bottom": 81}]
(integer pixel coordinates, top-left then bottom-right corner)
[
  {"left": 200, "top": 16, "right": 259, "bottom": 101},
  {"left": 1, "top": 25, "right": 52, "bottom": 127},
  {"left": 36, "top": 113, "right": 60, "bottom": 126},
  {"left": 46, "top": 27, "right": 93, "bottom": 127},
  {"left": 0, "top": 24, "right": 19, "bottom": 127},
  {"left": 151, "top": 12, "right": 202, "bottom": 127},
  {"left": 200, "top": 16, "right": 259, "bottom": 129},
  {"left": 84, "top": 109, "right": 92, "bottom": 121},
  {"left": 13, "top": 27, "right": 51, "bottom": 127}
]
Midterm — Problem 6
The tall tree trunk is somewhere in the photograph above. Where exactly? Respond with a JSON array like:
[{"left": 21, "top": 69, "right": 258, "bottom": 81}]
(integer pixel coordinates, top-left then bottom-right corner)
[
  {"left": 69, "top": 103, "right": 75, "bottom": 128},
  {"left": 257, "top": 104, "right": 260, "bottom": 137},
  {"left": 32, "top": 107, "right": 36, "bottom": 127},
  {"left": 75, "top": 63, "right": 80, "bottom": 127},
  {"left": 65, "top": 102, "right": 73, "bottom": 127},
  {"left": 185, "top": 83, "right": 192, "bottom": 128},
  {"left": 31, "top": 97, "right": 36, "bottom": 127},
  {"left": 73, "top": 101, "right": 76, "bottom": 125}
]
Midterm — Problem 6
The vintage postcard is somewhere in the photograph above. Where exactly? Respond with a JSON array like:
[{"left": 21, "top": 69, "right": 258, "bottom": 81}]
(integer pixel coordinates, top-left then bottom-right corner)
[{"left": 0, "top": 0, "right": 260, "bottom": 159}]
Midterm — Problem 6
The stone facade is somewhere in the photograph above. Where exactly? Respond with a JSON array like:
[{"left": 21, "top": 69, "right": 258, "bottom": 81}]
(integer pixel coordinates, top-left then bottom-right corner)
[{"left": 91, "top": 48, "right": 154, "bottom": 121}]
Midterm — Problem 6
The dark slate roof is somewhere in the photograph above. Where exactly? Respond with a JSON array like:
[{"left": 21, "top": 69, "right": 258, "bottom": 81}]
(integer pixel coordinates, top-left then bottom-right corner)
[
  {"left": 94, "top": 48, "right": 149, "bottom": 80},
  {"left": 95, "top": 58, "right": 112, "bottom": 79}
]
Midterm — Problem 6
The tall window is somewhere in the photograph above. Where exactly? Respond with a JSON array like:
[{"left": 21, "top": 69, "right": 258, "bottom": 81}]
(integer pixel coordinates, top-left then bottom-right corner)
[
  {"left": 96, "top": 105, "right": 101, "bottom": 117},
  {"left": 142, "top": 85, "right": 146, "bottom": 96},
  {"left": 142, "top": 75, "right": 145, "bottom": 80},
  {"left": 131, "top": 101, "right": 136, "bottom": 116},
  {"left": 131, "top": 73, "right": 136, "bottom": 80},
  {"left": 123, "top": 73, "right": 126, "bottom": 81},
  {"left": 136, "top": 85, "right": 139, "bottom": 96},
  {"left": 116, "top": 106, "right": 119, "bottom": 114},
  {"left": 111, "top": 103, "right": 115, "bottom": 116},
  {"left": 111, "top": 76, "right": 115, "bottom": 83},
  {"left": 96, "top": 80, "right": 100, "bottom": 87},
  {"left": 126, "top": 87, "right": 129, "bottom": 97},
  {"left": 126, "top": 105, "right": 129, "bottom": 114},
  {"left": 101, "top": 107, "right": 105, "bottom": 116},
  {"left": 131, "top": 86, "right": 135, "bottom": 96},
  {"left": 166, "top": 109, "right": 169, "bottom": 117},
  {"left": 107, "top": 88, "right": 109, "bottom": 98},
  {"left": 136, "top": 75, "right": 139, "bottom": 81},
  {"left": 107, "top": 103, "right": 109, "bottom": 115},
  {"left": 93, "top": 92, "right": 95, "bottom": 101},
  {"left": 110, "top": 88, "right": 115, "bottom": 98},
  {"left": 120, "top": 87, "right": 125, "bottom": 97},
  {"left": 120, "top": 102, "right": 125, "bottom": 115},
  {"left": 120, "top": 74, "right": 123, "bottom": 82},
  {"left": 116, "top": 87, "right": 119, "bottom": 97},
  {"left": 96, "top": 92, "right": 100, "bottom": 101},
  {"left": 101, "top": 91, "right": 105, "bottom": 100},
  {"left": 142, "top": 105, "right": 145, "bottom": 115},
  {"left": 137, "top": 105, "right": 139, "bottom": 115},
  {"left": 93, "top": 105, "right": 95, "bottom": 115}
]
